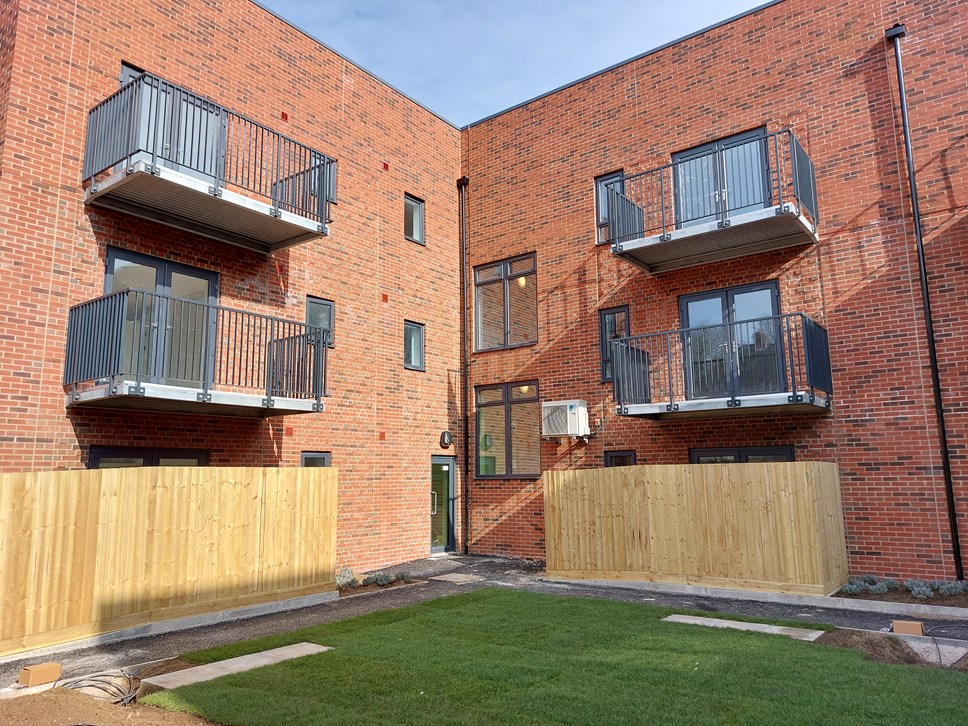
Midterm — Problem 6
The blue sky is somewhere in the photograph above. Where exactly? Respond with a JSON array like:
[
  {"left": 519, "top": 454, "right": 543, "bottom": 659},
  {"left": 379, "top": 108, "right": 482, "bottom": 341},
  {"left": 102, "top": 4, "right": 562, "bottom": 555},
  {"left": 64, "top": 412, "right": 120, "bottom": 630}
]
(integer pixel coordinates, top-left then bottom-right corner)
[{"left": 258, "top": 0, "right": 769, "bottom": 127}]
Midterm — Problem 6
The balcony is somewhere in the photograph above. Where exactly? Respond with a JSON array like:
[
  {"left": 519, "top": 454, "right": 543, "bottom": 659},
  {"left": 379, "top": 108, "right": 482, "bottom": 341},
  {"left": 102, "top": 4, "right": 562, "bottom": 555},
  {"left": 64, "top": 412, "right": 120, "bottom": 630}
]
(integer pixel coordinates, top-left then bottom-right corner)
[
  {"left": 64, "top": 289, "right": 329, "bottom": 417},
  {"left": 612, "top": 313, "right": 832, "bottom": 418},
  {"left": 83, "top": 73, "right": 337, "bottom": 254},
  {"left": 606, "top": 130, "right": 818, "bottom": 273}
]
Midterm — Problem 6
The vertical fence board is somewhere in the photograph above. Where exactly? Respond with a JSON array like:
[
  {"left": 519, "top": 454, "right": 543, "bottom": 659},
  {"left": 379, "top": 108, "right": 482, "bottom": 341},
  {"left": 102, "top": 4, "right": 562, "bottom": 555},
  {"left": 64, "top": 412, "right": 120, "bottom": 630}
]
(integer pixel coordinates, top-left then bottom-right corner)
[
  {"left": 0, "top": 467, "right": 337, "bottom": 658},
  {"left": 543, "top": 462, "right": 847, "bottom": 595}
]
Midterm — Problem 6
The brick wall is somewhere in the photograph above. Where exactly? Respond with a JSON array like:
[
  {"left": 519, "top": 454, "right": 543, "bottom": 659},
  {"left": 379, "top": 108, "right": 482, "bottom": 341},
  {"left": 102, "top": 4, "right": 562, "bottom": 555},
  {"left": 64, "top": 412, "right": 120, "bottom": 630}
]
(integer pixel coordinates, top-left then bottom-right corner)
[
  {"left": 462, "top": 0, "right": 968, "bottom": 577},
  {"left": 0, "top": 0, "right": 463, "bottom": 573}
]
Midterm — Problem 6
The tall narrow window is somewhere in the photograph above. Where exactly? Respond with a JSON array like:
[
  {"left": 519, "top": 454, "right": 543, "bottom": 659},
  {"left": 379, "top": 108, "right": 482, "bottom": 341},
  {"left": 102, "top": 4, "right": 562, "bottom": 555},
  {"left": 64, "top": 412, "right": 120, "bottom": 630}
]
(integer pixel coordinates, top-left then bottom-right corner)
[
  {"left": 476, "top": 382, "right": 540, "bottom": 478},
  {"left": 404, "top": 194, "right": 425, "bottom": 244},
  {"left": 306, "top": 296, "right": 335, "bottom": 346},
  {"left": 599, "top": 305, "right": 630, "bottom": 381},
  {"left": 474, "top": 253, "right": 537, "bottom": 351},
  {"left": 404, "top": 320, "right": 425, "bottom": 370},
  {"left": 595, "top": 170, "right": 624, "bottom": 244}
]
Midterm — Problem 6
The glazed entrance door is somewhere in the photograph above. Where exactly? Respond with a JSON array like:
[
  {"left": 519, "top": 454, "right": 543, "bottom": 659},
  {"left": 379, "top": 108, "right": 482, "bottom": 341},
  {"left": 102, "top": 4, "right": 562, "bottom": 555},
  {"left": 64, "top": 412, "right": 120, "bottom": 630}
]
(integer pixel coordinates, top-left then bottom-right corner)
[
  {"left": 431, "top": 457, "right": 456, "bottom": 553},
  {"left": 106, "top": 248, "right": 218, "bottom": 387},
  {"left": 680, "top": 282, "right": 781, "bottom": 400}
]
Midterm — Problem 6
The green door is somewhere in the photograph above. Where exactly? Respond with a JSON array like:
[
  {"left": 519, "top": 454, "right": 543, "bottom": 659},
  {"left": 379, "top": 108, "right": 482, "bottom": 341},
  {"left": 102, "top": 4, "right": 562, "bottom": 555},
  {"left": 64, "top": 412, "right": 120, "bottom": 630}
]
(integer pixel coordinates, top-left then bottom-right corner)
[{"left": 431, "top": 457, "right": 455, "bottom": 552}]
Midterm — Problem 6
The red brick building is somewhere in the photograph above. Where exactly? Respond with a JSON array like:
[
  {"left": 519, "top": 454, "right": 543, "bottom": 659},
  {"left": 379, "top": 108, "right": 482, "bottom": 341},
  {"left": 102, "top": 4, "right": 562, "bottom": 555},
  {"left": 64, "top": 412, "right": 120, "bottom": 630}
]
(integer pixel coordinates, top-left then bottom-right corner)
[
  {"left": 1, "top": 0, "right": 965, "bottom": 580},
  {"left": 462, "top": 0, "right": 968, "bottom": 579}
]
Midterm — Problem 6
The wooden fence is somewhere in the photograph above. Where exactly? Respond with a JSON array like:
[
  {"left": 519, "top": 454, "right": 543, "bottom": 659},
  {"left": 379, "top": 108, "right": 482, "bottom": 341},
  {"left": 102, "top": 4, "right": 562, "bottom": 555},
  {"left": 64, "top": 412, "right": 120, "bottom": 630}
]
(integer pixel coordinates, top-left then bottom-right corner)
[
  {"left": 0, "top": 467, "right": 338, "bottom": 657},
  {"left": 544, "top": 462, "right": 847, "bottom": 595}
]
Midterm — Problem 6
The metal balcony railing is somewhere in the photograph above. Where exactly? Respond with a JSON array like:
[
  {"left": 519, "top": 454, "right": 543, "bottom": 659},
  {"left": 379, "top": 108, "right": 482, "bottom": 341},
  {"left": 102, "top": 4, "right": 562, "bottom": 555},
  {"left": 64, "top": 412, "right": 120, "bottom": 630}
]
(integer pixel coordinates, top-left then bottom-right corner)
[
  {"left": 605, "top": 129, "right": 818, "bottom": 245},
  {"left": 65, "top": 289, "right": 329, "bottom": 408},
  {"left": 612, "top": 313, "right": 831, "bottom": 412},
  {"left": 83, "top": 72, "right": 337, "bottom": 225}
]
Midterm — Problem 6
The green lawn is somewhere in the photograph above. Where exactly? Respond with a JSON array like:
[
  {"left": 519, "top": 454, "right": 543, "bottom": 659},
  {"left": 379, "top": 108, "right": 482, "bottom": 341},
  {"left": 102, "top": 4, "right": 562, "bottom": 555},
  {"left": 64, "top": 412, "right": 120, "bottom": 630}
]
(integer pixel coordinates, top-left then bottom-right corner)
[{"left": 145, "top": 589, "right": 967, "bottom": 725}]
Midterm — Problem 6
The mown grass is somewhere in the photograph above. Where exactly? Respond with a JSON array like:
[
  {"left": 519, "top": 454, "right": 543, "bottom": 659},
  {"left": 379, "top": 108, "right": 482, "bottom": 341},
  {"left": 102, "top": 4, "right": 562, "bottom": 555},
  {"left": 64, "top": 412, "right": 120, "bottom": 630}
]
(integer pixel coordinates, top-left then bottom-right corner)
[{"left": 145, "top": 588, "right": 966, "bottom": 725}]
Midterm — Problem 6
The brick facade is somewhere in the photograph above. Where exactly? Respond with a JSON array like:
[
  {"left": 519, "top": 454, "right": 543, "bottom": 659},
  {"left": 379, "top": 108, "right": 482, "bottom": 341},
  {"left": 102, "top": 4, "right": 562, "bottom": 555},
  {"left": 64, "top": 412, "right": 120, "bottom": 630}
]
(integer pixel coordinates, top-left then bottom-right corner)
[
  {"left": 0, "top": 0, "right": 463, "bottom": 573},
  {"left": 462, "top": 0, "right": 968, "bottom": 578},
  {"left": 0, "top": 0, "right": 965, "bottom": 580}
]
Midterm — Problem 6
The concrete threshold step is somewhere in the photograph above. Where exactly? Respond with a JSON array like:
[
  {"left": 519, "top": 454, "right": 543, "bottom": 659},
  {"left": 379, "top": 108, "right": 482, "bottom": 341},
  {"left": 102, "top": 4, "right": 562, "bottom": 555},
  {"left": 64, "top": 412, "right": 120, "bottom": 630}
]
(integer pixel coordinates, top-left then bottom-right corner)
[
  {"left": 663, "top": 614, "right": 825, "bottom": 641},
  {"left": 138, "top": 642, "right": 330, "bottom": 696}
]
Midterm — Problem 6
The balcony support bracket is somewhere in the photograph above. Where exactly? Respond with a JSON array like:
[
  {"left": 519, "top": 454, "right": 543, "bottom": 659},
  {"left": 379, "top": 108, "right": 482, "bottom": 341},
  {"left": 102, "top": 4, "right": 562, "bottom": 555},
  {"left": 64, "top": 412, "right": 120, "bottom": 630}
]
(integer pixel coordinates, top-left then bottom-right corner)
[
  {"left": 197, "top": 392, "right": 212, "bottom": 403},
  {"left": 126, "top": 385, "right": 145, "bottom": 396},
  {"left": 209, "top": 185, "right": 223, "bottom": 198},
  {"left": 312, "top": 400, "right": 324, "bottom": 412},
  {"left": 665, "top": 403, "right": 679, "bottom": 412},
  {"left": 269, "top": 207, "right": 282, "bottom": 219},
  {"left": 262, "top": 396, "right": 275, "bottom": 408},
  {"left": 726, "top": 397, "right": 742, "bottom": 408},
  {"left": 318, "top": 223, "right": 329, "bottom": 235},
  {"left": 788, "top": 393, "right": 805, "bottom": 404}
]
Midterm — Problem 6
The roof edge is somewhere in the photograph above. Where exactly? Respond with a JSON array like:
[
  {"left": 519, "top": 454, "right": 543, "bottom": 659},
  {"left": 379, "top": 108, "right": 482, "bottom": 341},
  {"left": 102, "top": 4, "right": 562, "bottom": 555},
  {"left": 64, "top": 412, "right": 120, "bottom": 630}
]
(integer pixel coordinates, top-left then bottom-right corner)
[
  {"left": 462, "top": 0, "right": 785, "bottom": 130},
  {"left": 248, "top": 0, "right": 460, "bottom": 130}
]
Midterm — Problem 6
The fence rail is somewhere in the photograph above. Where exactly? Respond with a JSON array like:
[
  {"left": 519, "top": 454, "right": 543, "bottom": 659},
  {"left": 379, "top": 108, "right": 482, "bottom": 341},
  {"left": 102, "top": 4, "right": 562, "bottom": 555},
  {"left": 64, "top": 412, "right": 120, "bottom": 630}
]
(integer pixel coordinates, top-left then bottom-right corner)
[
  {"left": 544, "top": 463, "right": 848, "bottom": 595},
  {"left": 84, "top": 72, "right": 337, "bottom": 224},
  {"left": 64, "top": 288, "right": 329, "bottom": 405},
  {"left": 612, "top": 313, "right": 831, "bottom": 410},
  {"left": 605, "top": 129, "right": 817, "bottom": 244},
  {"left": 0, "top": 467, "right": 338, "bottom": 658}
]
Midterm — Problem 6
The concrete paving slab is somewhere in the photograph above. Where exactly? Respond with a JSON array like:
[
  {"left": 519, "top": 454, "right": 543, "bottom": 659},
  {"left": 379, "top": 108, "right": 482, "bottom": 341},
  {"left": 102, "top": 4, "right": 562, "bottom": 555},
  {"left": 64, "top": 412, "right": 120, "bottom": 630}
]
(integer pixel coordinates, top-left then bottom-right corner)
[
  {"left": 430, "top": 573, "right": 485, "bottom": 584},
  {"left": 663, "top": 614, "right": 825, "bottom": 641},
  {"left": 904, "top": 640, "right": 968, "bottom": 667},
  {"left": 139, "top": 642, "right": 330, "bottom": 693}
]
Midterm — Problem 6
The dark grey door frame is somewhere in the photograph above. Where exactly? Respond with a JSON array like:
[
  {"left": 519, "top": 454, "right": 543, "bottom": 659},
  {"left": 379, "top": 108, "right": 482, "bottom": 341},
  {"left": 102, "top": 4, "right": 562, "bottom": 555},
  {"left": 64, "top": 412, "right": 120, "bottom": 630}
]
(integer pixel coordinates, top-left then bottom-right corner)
[
  {"left": 679, "top": 280, "right": 782, "bottom": 400},
  {"left": 431, "top": 455, "right": 456, "bottom": 553},
  {"left": 672, "top": 127, "right": 769, "bottom": 229},
  {"left": 105, "top": 247, "right": 220, "bottom": 386}
]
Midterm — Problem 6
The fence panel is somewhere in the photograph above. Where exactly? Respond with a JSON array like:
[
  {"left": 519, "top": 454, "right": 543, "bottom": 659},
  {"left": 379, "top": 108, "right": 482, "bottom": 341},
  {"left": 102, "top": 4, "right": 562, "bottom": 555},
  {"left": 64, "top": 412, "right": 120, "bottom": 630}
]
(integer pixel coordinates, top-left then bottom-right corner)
[
  {"left": 544, "top": 462, "right": 847, "bottom": 595},
  {"left": 0, "top": 466, "right": 338, "bottom": 657}
]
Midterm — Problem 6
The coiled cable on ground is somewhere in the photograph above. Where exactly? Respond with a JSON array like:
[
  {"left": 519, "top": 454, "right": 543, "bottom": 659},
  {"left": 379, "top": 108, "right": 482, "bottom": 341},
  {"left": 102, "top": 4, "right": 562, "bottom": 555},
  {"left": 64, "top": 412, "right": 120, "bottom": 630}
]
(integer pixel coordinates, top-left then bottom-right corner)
[{"left": 53, "top": 670, "right": 138, "bottom": 706}]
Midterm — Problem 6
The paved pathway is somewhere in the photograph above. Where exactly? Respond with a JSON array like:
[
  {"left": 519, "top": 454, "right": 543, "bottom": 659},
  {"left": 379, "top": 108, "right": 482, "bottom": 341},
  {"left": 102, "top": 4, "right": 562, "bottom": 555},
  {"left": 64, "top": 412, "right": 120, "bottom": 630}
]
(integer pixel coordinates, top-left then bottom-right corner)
[{"left": 2, "top": 555, "right": 967, "bottom": 685}]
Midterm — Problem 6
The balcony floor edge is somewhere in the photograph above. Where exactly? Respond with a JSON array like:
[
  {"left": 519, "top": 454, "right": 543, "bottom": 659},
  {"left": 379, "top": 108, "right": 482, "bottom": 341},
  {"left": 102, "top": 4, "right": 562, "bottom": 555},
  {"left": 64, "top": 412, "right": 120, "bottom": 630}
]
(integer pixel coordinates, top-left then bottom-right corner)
[
  {"left": 67, "top": 381, "right": 323, "bottom": 418},
  {"left": 85, "top": 161, "right": 326, "bottom": 254},
  {"left": 618, "top": 391, "right": 831, "bottom": 419}
]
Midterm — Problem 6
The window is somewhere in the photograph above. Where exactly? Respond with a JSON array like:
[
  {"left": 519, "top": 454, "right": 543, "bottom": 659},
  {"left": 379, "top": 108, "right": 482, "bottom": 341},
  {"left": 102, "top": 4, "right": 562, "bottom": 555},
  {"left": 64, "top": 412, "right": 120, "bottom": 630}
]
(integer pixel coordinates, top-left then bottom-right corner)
[
  {"left": 301, "top": 451, "right": 332, "bottom": 467},
  {"left": 404, "top": 320, "right": 425, "bottom": 370},
  {"left": 476, "top": 382, "right": 540, "bottom": 477},
  {"left": 689, "top": 446, "right": 794, "bottom": 464},
  {"left": 595, "top": 170, "right": 624, "bottom": 244},
  {"left": 404, "top": 194, "right": 424, "bottom": 244},
  {"left": 605, "top": 450, "right": 636, "bottom": 467},
  {"left": 89, "top": 447, "right": 209, "bottom": 468},
  {"left": 474, "top": 253, "right": 537, "bottom": 351},
  {"left": 306, "top": 296, "right": 335, "bottom": 346},
  {"left": 599, "top": 305, "right": 630, "bottom": 381}
]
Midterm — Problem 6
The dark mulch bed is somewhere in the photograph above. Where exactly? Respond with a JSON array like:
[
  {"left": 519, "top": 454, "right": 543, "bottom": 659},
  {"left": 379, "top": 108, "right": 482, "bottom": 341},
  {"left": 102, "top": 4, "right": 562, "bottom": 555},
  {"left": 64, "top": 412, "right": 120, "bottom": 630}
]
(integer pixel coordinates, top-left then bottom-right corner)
[{"left": 338, "top": 579, "right": 422, "bottom": 597}]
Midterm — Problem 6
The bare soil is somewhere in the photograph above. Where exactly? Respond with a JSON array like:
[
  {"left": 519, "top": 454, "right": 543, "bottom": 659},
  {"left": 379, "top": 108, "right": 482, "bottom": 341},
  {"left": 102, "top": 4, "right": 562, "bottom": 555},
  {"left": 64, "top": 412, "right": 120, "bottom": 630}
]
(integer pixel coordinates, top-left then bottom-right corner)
[
  {"left": 837, "top": 589, "right": 968, "bottom": 609},
  {"left": 0, "top": 687, "right": 215, "bottom": 725},
  {"left": 818, "top": 628, "right": 968, "bottom": 672}
]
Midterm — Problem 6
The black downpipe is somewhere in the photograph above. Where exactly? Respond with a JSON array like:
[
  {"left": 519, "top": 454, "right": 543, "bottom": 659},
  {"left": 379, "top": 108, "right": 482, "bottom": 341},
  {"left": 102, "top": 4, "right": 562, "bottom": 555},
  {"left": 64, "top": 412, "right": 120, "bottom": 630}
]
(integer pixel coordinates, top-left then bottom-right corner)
[
  {"left": 886, "top": 23, "right": 963, "bottom": 580},
  {"left": 457, "top": 175, "right": 471, "bottom": 554}
]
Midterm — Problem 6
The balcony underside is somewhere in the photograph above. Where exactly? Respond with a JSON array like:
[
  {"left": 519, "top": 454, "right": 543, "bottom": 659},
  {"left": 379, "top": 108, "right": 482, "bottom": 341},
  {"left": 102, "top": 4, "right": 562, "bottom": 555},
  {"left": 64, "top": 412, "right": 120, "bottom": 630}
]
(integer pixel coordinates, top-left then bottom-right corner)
[
  {"left": 617, "top": 391, "right": 831, "bottom": 419},
  {"left": 67, "top": 380, "right": 323, "bottom": 418},
  {"left": 612, "top": 204, "right": 817, "bottom": 274},
  {"left": 85, "top": 160, "right": 327, "bottom": 254}
]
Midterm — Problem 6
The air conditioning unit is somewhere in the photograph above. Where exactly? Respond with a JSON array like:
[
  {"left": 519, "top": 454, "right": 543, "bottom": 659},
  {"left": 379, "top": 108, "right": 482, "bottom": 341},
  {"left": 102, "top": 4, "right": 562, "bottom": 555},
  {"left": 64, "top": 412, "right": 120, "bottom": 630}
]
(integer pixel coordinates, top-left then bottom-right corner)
[{"left": 541, "top": 400, "right": 590, "bottom": 438}]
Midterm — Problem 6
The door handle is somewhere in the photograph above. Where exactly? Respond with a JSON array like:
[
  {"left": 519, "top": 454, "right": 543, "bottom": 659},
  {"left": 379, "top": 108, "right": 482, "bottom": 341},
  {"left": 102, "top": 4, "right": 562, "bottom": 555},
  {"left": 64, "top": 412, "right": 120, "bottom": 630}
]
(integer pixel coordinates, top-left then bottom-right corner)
[{"left": 431, "top": 491, "right": 437, "bottom": 515}]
